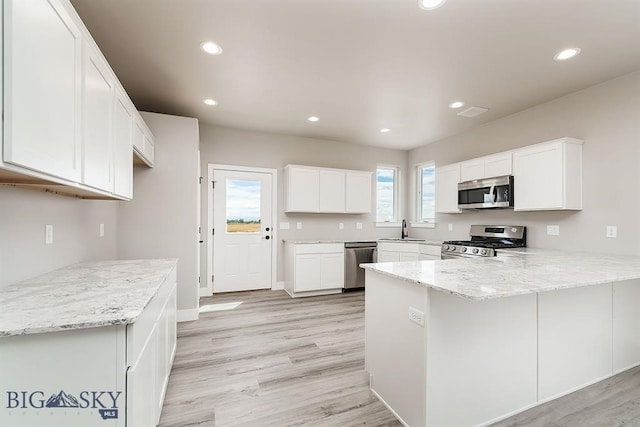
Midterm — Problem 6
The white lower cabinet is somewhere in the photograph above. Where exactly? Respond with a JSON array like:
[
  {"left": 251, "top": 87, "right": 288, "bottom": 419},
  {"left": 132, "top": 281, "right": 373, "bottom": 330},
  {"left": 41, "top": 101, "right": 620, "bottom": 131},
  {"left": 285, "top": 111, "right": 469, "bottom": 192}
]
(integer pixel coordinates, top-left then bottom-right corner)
[
  {"left": 0, "top": 268, "right": 177, "bottom": 427},
  {"left": 284, "top": 242, "right": 345, "bottom": 297},
  {"left": 377, "top": 242, "right": 420, "bottom": 262}
]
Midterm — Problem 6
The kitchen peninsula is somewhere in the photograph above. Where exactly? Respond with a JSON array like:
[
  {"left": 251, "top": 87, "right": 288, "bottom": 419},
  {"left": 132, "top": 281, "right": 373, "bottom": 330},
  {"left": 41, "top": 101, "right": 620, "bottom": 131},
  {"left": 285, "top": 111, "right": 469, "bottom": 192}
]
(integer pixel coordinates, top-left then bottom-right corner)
[{"left": 363, "top": 250, "right": 640, "bottom": 426}]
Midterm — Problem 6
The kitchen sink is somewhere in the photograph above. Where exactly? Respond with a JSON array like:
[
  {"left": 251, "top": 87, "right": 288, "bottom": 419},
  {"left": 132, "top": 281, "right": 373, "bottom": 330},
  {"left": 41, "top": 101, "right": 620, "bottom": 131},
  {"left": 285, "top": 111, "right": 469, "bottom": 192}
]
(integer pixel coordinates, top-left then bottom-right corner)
[{"left": 379, "top": 238, "right": 426, "bottom": 242}]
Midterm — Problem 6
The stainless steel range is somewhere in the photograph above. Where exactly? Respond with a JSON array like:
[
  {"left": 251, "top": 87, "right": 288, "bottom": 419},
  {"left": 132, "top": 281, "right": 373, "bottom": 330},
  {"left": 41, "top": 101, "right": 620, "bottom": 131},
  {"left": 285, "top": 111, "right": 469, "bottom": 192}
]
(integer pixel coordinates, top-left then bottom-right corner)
[{"left": 441, "top": 225, "right": 526, "bottom": 259}]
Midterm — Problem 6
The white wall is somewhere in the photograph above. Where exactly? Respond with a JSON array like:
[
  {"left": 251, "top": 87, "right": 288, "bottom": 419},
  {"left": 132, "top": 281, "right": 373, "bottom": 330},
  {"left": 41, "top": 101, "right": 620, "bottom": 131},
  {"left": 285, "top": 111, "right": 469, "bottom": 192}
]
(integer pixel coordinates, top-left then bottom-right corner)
[
  {"left": 118, "top": 112, "right": 200, "bottom": 318},
  {"left": 410, "top": 71, "right": 640, "bottom": 254},
  {"left": 0, "top": 186, "right": 118, "bottom": 286},
  {"left": 199, "top": 125, "right": 409, "bottom": 284}
]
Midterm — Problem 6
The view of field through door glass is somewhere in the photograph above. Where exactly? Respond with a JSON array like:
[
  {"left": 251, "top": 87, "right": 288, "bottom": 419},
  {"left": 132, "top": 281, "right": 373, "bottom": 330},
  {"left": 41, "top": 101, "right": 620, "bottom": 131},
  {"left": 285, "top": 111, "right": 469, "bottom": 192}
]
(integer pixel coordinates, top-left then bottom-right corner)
[{"left": 226, "top": 179, "right": 261, "bottom": 233}]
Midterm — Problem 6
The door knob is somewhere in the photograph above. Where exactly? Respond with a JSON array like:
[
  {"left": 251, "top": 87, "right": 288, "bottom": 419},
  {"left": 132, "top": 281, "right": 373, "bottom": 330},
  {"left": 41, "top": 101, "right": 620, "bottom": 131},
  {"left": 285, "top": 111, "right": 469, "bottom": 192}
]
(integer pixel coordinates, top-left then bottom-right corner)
[
  {"left": 265, "top": 235, "right": 270, "bottom": 240},
  {"left": 266, "top": 227, "right": 271, "bottom": 232}
]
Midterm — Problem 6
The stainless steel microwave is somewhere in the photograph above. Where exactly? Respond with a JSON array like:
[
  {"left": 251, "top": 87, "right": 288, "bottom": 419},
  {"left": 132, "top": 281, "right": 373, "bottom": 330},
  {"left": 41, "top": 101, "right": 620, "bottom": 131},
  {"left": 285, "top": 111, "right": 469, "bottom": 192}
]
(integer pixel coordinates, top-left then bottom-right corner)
[{"left": 458, "top": 175, "right": 514, "bottom": 209}]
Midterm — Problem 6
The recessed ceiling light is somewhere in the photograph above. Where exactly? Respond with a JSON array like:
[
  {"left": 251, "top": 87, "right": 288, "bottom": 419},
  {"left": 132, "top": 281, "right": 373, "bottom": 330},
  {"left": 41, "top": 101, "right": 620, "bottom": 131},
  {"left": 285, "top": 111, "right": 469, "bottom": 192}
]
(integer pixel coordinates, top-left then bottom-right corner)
[
  {"left": 553, "top": 47, "right": 581, "bottom": 61},
  {"left": 203, "top": 99, "right": 218, "bottom": 106},
  {"left": 200, "top": 41, "right": 223, "bottom": 55},
  {"left": 380, "top": 128, "right": 391, "bottom": 133},
  {"left": 418, "top": 0, "right": 446, "bottom": 10},
  {"left": 449, "top": 101, "right": 465, "bottom": 109},
  {"left": 307, "top": 116, "right": 319, "bottom": 122}
]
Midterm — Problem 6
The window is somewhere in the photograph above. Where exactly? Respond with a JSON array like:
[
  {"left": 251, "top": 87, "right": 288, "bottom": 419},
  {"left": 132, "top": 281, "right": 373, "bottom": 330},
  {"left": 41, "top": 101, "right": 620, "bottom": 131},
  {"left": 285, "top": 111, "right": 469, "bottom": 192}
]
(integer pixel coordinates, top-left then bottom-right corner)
[
  {"left": 415, "top": 162, "right": 435, "bottom": 226},
  {"left": 376, "top": 165, "right": 400, "bottom": 224},
  {"left": 226, "top": 179, "right": 261, "bottom": 233}
]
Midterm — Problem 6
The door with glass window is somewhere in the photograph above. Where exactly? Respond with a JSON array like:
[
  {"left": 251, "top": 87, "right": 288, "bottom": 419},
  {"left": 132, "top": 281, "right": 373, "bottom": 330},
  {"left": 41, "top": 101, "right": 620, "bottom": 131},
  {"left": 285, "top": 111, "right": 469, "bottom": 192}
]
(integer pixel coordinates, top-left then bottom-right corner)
[{"left": 212, "top": 169, "right": 273, "bottom": 293}]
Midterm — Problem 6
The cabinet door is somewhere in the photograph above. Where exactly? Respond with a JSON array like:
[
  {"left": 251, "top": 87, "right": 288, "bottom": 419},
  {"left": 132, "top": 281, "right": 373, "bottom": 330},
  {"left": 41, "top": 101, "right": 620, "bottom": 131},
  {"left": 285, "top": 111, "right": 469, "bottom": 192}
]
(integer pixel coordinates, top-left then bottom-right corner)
[
  {"left": 513, "top": 143, "right": 563, "bottom": 210},
  {"left": 286, "top": 167, "right": 319, "bottom": 212},
  {"left": 319, "top": 169, "right": 346, "bottom": 212},
  {"left": 460, "top": 159, "right": 484, "bottom": 182},
  {"left": 294, "top": 254, "right": 322, "bottom": 291},
  {"left": 4, "top": 0, "right": 82, "bottom": 181},
  {"left": 346, "top": 171, "right": 372, "bottom": 213},
  {"left": 377, "top": 251, "right": 400, "bottom": 262},
  {"left": 82, "top": 42, "right": 114, "bottom": 191},
  {"left": 321, "top": 253, "right": 344, "bottom": 289},
  {"left": 127, "top": 323, "right": 158, "bottom": 427},
  {"left": 484, "top": 152, "right": 512, "bottom": 178},
  {"left": 435, "top": 163, "right": 461, "bottom": 213},
  {"left": 113, "top": 91, "right": 133, "bottom": 198},
  {"left": 399, "top": 252, "right": 419, "bottom": 262},
  {"left": 143, "top": 132, "right": 155, "bottom": 165}
]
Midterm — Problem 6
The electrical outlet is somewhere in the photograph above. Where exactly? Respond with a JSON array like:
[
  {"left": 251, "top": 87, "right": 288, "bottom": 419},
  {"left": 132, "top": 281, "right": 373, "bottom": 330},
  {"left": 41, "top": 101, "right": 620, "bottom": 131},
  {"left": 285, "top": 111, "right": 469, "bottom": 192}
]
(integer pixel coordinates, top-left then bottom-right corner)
[
  {"left": 606, "top": 225, "right": 617, "bottom": 238},
  {"left": 448, "top": 224, "right": 454, "bottom": 232},
  {"left": 547, "top": 225, "right": 560, "bottom": 236},
  {"left": 296, "top": 222, "right": 302, "bottom": 230},
  {"left": 409, "top": 307, "right": 425, "bottom": 327},
  {"left": 279, "top": 222, "right": 290, "bottom": 230},
  {"left": 99, "top": 223, "right": 105, "bottom": 237},
  {"left": 356, "top": 222, "right": 363, "bottom": 230},
  {"left": 339, "top": 223, "right": 344, "bottom": 230},
  {"left": 45, "top": 225, "right": 54, "bottom": 244}
]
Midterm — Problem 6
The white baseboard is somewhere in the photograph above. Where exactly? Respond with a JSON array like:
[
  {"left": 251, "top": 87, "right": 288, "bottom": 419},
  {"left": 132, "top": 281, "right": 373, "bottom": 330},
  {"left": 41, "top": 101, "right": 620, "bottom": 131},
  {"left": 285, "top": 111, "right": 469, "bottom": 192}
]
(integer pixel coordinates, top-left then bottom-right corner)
[
  {"left": 272, "top": 281, "right": 285, "bottom": 290},
  {"left": 177, "top": 308, "right": 199, "bottom": 322},
  {"left": 199, "top": 287, "right": 212, "bottom": 297}
]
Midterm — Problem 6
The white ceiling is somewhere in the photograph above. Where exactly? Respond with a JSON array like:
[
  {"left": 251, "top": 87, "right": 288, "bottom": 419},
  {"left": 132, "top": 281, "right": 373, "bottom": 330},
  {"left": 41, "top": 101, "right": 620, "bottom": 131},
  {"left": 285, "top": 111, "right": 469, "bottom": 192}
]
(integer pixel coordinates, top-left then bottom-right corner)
[{"left": 70, "top": 0, "right": 640, "bottom": 150}]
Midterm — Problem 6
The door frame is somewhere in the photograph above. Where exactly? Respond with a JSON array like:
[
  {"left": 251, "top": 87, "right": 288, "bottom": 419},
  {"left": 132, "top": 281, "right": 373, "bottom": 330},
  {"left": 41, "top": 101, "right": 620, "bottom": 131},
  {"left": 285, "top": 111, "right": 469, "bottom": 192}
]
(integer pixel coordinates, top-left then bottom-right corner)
[{"left": 204, "top": 163, "right": 278, "bottom": 296}]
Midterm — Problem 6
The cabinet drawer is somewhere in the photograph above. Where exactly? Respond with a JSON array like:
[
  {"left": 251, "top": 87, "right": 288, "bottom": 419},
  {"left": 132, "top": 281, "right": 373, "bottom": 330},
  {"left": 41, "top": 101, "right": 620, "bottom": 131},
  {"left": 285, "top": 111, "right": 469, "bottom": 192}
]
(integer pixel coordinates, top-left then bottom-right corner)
[{"left": 295, "top": 243, "right": 344, "bottom": 255}]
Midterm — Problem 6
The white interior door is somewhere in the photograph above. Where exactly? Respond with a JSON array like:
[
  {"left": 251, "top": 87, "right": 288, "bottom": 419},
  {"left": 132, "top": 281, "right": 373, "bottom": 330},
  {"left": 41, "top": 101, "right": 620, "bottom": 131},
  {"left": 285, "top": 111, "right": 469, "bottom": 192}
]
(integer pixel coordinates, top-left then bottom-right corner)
[{"left": 212, "top": 169, "right": 273, "bottom": 293}]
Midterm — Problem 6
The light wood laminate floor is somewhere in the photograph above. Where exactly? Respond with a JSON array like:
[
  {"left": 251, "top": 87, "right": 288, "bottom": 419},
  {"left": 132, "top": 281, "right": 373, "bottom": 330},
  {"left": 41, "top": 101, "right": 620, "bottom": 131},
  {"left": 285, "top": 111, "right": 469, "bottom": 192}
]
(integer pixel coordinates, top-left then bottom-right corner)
[
  {"left": 158, "top": 290, "right": 401, "bottom": 426},
  {"left": 160, "top": 289, "right": 640, "bottom": 426}
]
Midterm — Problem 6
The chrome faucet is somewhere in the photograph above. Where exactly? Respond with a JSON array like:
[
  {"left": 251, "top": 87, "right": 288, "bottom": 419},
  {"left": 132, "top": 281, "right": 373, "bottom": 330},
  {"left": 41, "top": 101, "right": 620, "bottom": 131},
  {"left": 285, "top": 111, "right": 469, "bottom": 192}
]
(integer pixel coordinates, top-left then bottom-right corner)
[{"left": 401, "top": 219, "right": 408, "bottom": 239}]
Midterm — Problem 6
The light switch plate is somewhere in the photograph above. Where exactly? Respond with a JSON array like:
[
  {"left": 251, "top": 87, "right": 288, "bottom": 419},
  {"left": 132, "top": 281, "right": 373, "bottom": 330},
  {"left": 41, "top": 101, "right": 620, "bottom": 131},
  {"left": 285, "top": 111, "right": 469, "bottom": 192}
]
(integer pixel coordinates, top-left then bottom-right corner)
[
  {"left": 339, "top": 223, "right": 344, "bottom": 230},
  {"left": 99, "top": 223, "right": 105, "bottom": 237},
  {"left": 45, "top": 224, "right": 54, "bottom": 244},
  {"left": 448, "top": 224, "right": 454, "bottom": 232},
  {"left": 296, "top": 222, "right": 302, "bottom": 230},
  {"left": 279, "top": 222, "right": 290, "bottom": 230},
  {"left": 606, "top": 225, "right": 617, "bottom": 238},
  {"left": 356, "top": 222, "right": 363, "bottom": 230}
]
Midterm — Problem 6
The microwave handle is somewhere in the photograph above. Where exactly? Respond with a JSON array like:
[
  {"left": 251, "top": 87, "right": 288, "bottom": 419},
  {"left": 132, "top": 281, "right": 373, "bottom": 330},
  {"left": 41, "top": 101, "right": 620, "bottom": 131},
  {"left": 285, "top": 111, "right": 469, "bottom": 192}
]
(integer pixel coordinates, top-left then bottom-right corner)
[{"left": 489, "top": 184, "right": 495, "bottom": 203}]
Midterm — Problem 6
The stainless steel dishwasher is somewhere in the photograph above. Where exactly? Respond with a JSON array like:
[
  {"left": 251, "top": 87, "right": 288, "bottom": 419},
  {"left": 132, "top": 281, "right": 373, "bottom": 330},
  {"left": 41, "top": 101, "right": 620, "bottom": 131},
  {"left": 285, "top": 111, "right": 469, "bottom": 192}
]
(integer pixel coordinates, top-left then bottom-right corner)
[{"left": 344, "top": 241, "right": 377, "bottom": 290}]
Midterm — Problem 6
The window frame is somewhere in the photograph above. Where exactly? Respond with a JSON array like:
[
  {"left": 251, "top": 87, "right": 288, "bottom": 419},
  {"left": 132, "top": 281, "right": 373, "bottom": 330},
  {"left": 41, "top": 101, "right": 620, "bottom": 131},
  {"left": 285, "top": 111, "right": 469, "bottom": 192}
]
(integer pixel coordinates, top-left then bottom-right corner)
[
  {"left": 412, "top": 161, "right": 436, "bottom": 228},
  {"left": 375, "top": 164, "right": 402, "bottom": 227}
]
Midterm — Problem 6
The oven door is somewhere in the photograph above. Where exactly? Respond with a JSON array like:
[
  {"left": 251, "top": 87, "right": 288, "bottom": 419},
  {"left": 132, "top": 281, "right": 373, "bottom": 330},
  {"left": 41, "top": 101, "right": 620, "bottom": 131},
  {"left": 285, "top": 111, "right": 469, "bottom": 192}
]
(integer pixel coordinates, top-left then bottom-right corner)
[{"left": 458, "top": 175, "right": 514, "bottom": 209}]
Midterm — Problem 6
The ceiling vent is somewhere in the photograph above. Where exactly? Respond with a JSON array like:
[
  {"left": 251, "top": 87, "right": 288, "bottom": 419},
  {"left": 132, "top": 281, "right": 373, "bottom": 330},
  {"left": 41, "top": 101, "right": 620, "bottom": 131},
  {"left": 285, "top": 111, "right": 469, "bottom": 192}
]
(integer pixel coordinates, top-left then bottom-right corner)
[{"left": 457, "top": 106, "right": 489, "bottom": 118}]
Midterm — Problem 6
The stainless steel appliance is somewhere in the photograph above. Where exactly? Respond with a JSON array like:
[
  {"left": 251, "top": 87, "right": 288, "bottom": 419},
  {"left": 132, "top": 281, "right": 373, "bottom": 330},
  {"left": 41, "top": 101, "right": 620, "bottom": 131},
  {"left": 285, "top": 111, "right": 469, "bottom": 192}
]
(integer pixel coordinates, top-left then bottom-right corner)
[
  {"left": 441, "top": 225, "right": 526, "bottom": 259},
  {"left": 344, "top": 241, "right": 377, "bottom": 289},
  {"left": 458, "top": 175, "right": 514, "bottom": 209}
]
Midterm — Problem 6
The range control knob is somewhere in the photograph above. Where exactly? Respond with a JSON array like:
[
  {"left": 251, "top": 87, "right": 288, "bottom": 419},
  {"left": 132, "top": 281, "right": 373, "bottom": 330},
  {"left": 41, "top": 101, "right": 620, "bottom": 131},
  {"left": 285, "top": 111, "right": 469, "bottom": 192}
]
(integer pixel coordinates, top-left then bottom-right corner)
[
  {"left": 461, "top": 247, "right": 467, "bottom": 252},
  {"left": 473, "top": 248, "right": 479, "bottom": 254},
  {"left": 480, "top": 249, "right": 487, "bottom": 255},
  {"left": 450, "top": 246, "right": 456, "bottom": 251},
  {"left": 443, "top": 245, "right": 449, "bottom": 251}
]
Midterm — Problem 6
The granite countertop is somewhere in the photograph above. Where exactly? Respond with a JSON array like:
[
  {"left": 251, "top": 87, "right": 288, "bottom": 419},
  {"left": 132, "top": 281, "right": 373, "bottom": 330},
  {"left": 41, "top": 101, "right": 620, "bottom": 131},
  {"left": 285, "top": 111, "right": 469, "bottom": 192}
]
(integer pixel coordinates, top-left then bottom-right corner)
[
  {"left": 362, "top": 249, "right": 640, "bottom": 300},
  {"left": 0, "top": 259, "right": 178, "bottom": 337}
]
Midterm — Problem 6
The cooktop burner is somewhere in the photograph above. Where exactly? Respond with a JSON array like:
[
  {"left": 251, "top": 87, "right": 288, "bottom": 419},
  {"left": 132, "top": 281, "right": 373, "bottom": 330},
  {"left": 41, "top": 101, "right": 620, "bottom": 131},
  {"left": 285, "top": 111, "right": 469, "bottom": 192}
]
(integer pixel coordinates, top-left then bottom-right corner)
[{"left": 441, "top": 225, "right": 526, "bottom": 258}]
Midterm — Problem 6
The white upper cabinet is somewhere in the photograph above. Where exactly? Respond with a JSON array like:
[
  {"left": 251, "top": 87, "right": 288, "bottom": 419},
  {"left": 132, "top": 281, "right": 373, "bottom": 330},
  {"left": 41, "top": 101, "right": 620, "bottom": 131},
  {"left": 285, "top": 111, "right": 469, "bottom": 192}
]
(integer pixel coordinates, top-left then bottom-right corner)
[
  {"left": 435, "top": 163, "right": 461, "bottom": 213},
  {"left": 513, "top": 137, "right": 583, "bottom": 211},
  {"left": 3, "top": 0, "right": 82, "bottom": 182},
  {"left": 319, "top": 169, "right": 346, "bottom": 212},
  {"left": 345, "top": 171, "right": 372, "bottom": 213},
  {"left": 284, "top": 165, "right": 372, "bottom": 214},
  {"left": 285, "top": 165, "right": 320, "bottom": 212},
  {"left": 1, "top": 0, "right": 152, "bottom": 199},
  {"left": 133, "top": 117, "right": 155, "bottom": 167},
  {"left": 113, "top": 89, "right": 134, "bottom": 199},
  {"left": 82, "top": 40, "right": 114, "bottom": 191},
  {"left": 460, "top": 152, "right": 512, "bottom": 182}
]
